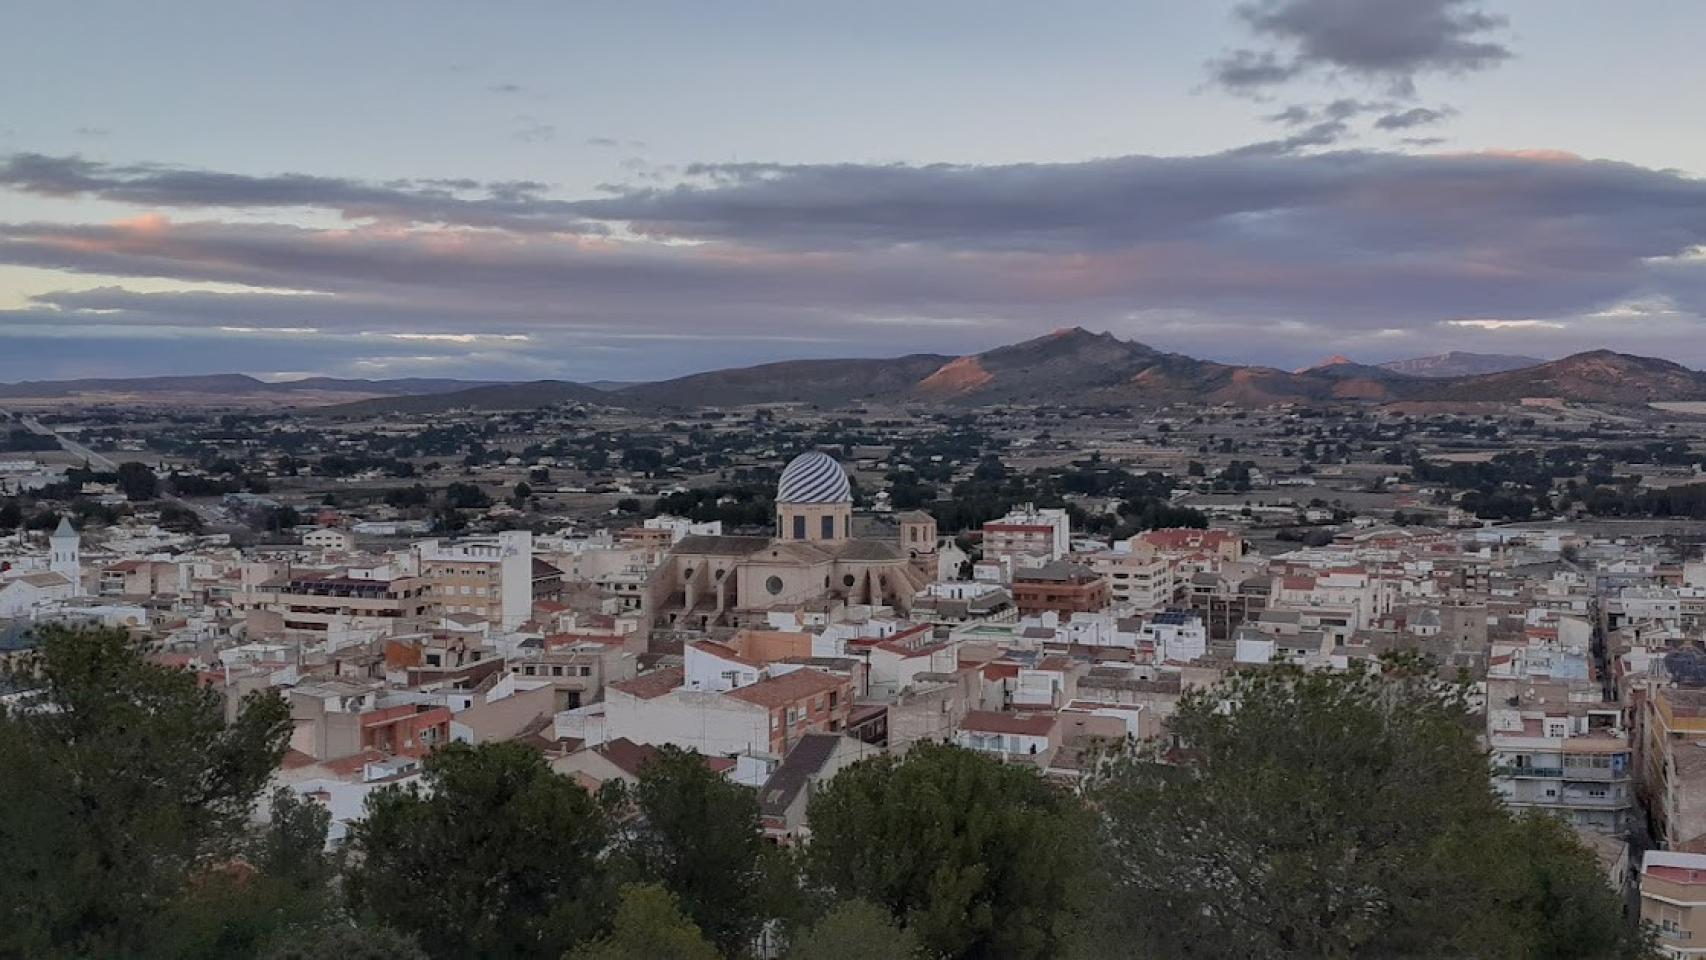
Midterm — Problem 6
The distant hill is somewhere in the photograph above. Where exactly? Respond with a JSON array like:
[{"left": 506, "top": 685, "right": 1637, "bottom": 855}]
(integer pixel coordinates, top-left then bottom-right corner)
[
  {"left": 1419, "top": 350, "right": 1706, "bottom": 404},
  {"left": 1379, "top": 351, "right": 1543, "bottom": 378},
  {"left": 314, "top": 380, "right": 618, "bottom": 416},
  {"left": 617, "top": 354, "right": 953, "bottom": 408},
  {"left": 909, "top": 328, "right": 1408, "bottom": 406},
  {"left": 0, "top": 373, "right": 499, "bottom": 402},
  {"left": 8, "top": 335, "right": 1699, "bottom": 413}
]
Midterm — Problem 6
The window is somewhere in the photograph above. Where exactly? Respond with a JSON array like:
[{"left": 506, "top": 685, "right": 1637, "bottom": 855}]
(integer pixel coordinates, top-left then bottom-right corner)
[
  {"left": 792, "top": 515, "right": 806, "bottom": 540},
  {"left": 822, "top": 515, "right": 835, "bottom": 539},
  {"left": 766, "top": 575, "right": 784, "bottom": 596}
]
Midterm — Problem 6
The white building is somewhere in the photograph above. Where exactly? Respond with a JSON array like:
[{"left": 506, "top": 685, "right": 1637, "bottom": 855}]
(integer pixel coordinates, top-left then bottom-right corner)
[{"left": 49, "top": 517, "right": 82, "bottom": 597}]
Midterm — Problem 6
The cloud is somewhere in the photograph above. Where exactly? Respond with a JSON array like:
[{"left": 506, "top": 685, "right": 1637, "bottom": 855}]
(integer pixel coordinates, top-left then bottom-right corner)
[
  {"left": 3, "top": 146, "right": 1706, "bottom": 377},
  {"left": 1228, "top": 120, "right": 1351, "bottom": 155},
  {"left": 489, "top": 82, "right": 524, "bottom": 94},
  {"left": 1212, "top": 0, "right": 1511, "bottom": 96},
  {"left": 0, "top": 153, "right": 597, "bottom": 233},
  {"left": 73, "top": 126, "right": 110, "bottom": 137},
  {"left": 1208, "top": 49, "right": 1304, "bottom": 91},
  {"left": 514, "top": 124, "right": 557, "bottom": 143},
  {"left": 1376, "top": 106, "right": 1455, "bottom": 129}
]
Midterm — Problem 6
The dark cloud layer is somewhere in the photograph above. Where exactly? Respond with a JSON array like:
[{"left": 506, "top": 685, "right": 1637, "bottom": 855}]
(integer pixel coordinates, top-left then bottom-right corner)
[
  {"left": 1, "top": 146, "right": 1704, "bottom": 378},
  {"left": 1376, "top": 106, "right": 1455, "bottom": 129},
  {"left": 1213, "top": 0, "right": 1510, "bottom": 96},
  {"left": 0, "top": 153, "right": 595, "bottom": 233}
]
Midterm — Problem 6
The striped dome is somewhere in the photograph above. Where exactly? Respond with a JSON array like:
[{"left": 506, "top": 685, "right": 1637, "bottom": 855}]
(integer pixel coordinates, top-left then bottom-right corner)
[{"left": 777, "top": 451, "right": 852, "bottom": 504}]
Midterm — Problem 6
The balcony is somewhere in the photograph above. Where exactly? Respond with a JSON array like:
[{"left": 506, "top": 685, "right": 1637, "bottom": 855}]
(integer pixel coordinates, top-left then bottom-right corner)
[
  {"left": 1494, "top": 765, "right": 1564, "bottom": 779},
  {"left": 1559, "top": 764, "right": 1628, "bottom": 782}
]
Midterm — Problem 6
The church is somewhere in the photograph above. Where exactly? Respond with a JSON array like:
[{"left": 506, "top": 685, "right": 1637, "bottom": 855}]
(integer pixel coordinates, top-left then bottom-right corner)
[{"left": 642, "top": 452, "right": 936, "bottom": 634}]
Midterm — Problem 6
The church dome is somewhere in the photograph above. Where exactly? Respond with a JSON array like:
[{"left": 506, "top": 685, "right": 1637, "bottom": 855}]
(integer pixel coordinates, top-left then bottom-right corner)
[{"left": 777, "top": 451, "right": 852, "bottom": 504}]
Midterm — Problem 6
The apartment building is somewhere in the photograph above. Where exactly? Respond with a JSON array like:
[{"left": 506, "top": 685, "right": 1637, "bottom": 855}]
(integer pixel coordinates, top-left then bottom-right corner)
[
  {"left": 1080, "top": 548, "right": 1176, "bottom": 611},
  {"left": 240, "top": 569, "right": 431, "bottom": 642},
  {"left": 1011, "top": 561, "right": 1109, "bottom": 617},
  {"left": 412, "top": 530, "right": 535, "bottom": 629},
  {"left": 1641, "top": 851, "right": 1706, "bottom": 958},
  {"left": 982, "top": 505, "right": 1071, "bottom": 564},
  {"left": 1487, "top": 677, "right": 1633, "bottom": 834}
]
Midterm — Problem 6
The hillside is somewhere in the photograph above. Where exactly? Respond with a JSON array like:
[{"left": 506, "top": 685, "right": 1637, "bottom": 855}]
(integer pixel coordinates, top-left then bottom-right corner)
[
  {"left": 910, "top": 328, "right": 1409, "bottom": 406},
  {"left": 313, "top": 380, "right": 619, "bottom": 416},
  {"left": 8, "top": 335, "right": 1700, "bottom": 413},
  {"left": 1379, "top": 351, "right": 1543, "bottom": 378},
  {"left": 0, "top": 373, "right": 498, "bottom": 403},
  {"left": 1420, "top": 350, "right": 1706, "bottom": 404},
  {"left": 618, "top": 354, "right": 953, "bottom": 408}
]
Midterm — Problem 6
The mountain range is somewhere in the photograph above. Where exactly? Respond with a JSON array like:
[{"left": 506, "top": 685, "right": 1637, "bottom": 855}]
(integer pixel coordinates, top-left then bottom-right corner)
[
  {"left": 0, "top": 373, "right": 498, "bottom": 402},
  {"left": 3, "top": 330, "right": 1702, "bottom": 412}
]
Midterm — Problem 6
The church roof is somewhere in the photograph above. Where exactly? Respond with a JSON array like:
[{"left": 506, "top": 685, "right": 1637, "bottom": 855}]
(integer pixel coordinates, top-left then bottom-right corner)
[
  {"left": 51, "top": 516, "right": 76, "bottom": 538},
  {"left": 777, "top": 452, "right": 852, "bottom": 505},
  {"left": 673, "top": 535, "right": 772, "bottom": 556},
  {"left": 833, "top": 539, "right": 906, "bottom": 562}
]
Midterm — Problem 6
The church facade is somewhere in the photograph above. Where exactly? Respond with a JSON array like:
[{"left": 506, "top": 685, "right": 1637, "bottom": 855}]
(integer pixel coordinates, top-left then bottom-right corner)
[{"left": 642, "top": 452, "right": 936, "bottom": 635}]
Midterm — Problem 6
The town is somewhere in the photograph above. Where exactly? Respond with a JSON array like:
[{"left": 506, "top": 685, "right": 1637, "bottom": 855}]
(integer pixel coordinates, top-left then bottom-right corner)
[{"left": 7, "top": 382, "right": 1706, "bottom": 956}]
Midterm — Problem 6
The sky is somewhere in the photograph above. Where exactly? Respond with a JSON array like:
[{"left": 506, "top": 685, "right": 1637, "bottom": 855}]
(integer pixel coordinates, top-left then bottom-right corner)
[{"left": 3, "top": 0, "right": 1706, "bottom": 382}]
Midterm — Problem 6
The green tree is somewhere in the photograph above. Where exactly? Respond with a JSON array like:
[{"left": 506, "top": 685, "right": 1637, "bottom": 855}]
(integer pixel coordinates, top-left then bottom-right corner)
[
  {"left": 255, "top": 787, "right": 335, "bottom": 889},
  {"left": 0, "top": 625, "right": 291, "bottom": 958},
  {"left": 787, "top": 899, "right": 920, "bottom": 960},
  {"left": 512, "top": 481, "right": 533, "bottom": 508},
  {"left": 260, "top": 922, "right": 428, "bottom": 960},
  {"left": 0, "top": 497, "right": 20, "bottom": 530},
  {"left": 565, "top": 884, "right": 719, "bottom": 960},
  {"left": 158, "top": 502, "right": 204, "bottom": 534},
  {"left": 116, "top": 460, "right": 159, "bottom": 501},
  {"left": 444, "top": 481, "right": 491, "bottom": 509},
  {"left": 1091, "top": 658, "right": 1652, "bottom": 959},
  {"left": 346, "top": 741, "right": 614, "bottom": 959},
  {"left": 804, "top": 742, "right": 1093, "bottom": 960},
  {"left": 616, "top": 745, "right": 767, "bottom": 954}
]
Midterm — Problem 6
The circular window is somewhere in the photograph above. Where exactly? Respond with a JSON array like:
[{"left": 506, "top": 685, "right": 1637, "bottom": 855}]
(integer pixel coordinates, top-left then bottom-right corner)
[
  {"left": 765, "top": 576, "right": 784, "bottom": 595},
  {"left": 842, "top": 574, "right": 856, "bottom": 588}
]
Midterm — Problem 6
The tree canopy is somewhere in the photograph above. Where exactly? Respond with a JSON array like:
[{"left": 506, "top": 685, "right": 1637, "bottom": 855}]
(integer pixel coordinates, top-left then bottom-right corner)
[
  {"left": 1090, "top": 658, "right": 1653, "bottom": 959},
  {"left": 0, "top": 625, "right": 291, "bottom": 958},
  {"left": 345, "top": 740, "right": 614, "bottom": 959},
  {"left": 613, "top": 745, "right": 770, "bottom": 954},
  {"left": 803, "top": 741, "right": 1095, "bottom": 960}
]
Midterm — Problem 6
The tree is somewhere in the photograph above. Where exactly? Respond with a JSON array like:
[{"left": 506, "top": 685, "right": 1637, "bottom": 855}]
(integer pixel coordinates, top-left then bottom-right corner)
[
  {"left": 260, "top": 923, "right": 427, "bottom": 960},
  {"left": 116, "top": 460, "right": 159, "bottom": 501},
  {"left": 0, "top": 625, "right": 291, "bottom": 958},
  {"left": 616, "top": 745, "right": 768, "bottom": 954},
  {"left": 158, "top": 502, "right": 204, "bottom": 534},
  {"left": 511, "top": 480, "right": 532, "bottom": 508},
  {"left": 345, "top": 741, "right": 614, "bottom": 959},
  {"left": 788, "top": 899, "right": 920, "bottom": 960},
  {"left": 566, "top": 884, "right": 719, "bottom": 960},
  {"left": 0, "top": 498, "right": 20, "bottom": 530},
  {"left": 1091, "top": 658, "right": 1652, "bottom": 959},
  {"left": 255, "top": 787, "right": 335, "bottom": 889},
  {"left": 444, "top": 481, "right": 491, "bottom": 509},
  {"left": 804, "top": 742, "right": 1094, "bottom": 960}
]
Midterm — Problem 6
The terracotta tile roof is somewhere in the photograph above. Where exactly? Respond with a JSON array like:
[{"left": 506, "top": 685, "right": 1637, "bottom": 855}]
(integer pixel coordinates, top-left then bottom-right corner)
[
  {"left": 608, "top": 666, "right": 684, "bottom": 700},
  {"left": 726, "top": 669, "right": 844, "bottom": 708},
  {"left": 961, "top": 710, "right": 1058, "bottom": 737},
  {"left": 691, "top": 640, "right": 766, "bottom": 669}
]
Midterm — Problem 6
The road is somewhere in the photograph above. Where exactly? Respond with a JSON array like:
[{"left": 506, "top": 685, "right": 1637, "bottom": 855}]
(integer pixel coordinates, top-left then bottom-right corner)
[{"left": 4, "top": 407, "right": 223, "bottom": 523}]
